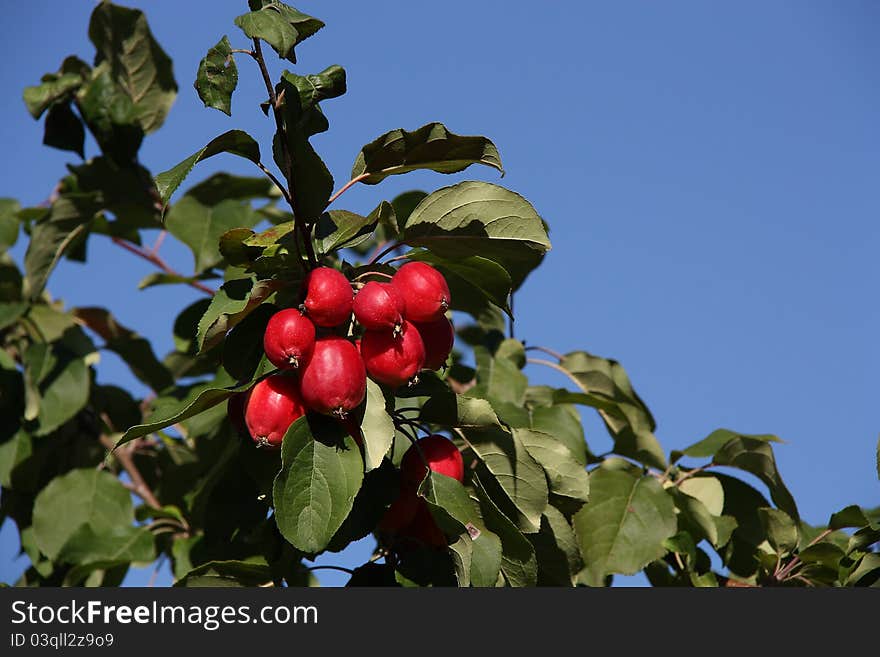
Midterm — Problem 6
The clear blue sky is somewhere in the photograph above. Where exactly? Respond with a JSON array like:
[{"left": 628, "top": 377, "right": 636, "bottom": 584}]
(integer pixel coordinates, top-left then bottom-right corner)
[{"left": 1, "top": 1, "right": 877, "bottom": 587}]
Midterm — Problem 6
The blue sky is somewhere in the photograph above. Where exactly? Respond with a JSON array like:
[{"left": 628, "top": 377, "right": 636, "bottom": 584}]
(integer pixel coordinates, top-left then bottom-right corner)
[{"left": 1, "top": 1, "right": 877, "bottom": 587}]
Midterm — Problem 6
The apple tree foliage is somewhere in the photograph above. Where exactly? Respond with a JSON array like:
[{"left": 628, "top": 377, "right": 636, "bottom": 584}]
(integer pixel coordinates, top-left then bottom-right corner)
[{"left": 1, "top": 1, "right": 878, "bottom": 587}]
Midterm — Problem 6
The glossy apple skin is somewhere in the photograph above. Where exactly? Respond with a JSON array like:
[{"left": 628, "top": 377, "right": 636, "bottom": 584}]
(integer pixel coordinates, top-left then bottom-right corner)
[
  {"left": 413, "top": 317, "right": 454, "bottom": 371},
  {"left": 302, "top": 267, "right": 354, "bottom": 327},
  {"left": 353, "top": 281, "right": 406, "bottom": 333},
  {"left": 391, "top": 262, "right": 451, "bottom": 322},
  {"left": 360, "top": 320, "right": 425, "bottom": 388},
  {"left": 400, "top": 434, "right": 465, "bottom": 485},
  {"left": 244, "top": 375, "right": 306, "bottom": 448},
  {"left": 263, "top": 308, "right": 316, "bottom": 370},
  {"left": 299, "top": 337, "right": 366, "bottom": 417}
]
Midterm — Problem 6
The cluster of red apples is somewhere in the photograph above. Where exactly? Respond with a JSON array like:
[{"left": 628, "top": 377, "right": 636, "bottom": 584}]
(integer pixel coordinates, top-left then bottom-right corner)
[
  {"left": 226, "top": 260, "right": 467, "bottom": 550},
  {"left": 229, "top": 261, "right": 455, "bottom": 448}
]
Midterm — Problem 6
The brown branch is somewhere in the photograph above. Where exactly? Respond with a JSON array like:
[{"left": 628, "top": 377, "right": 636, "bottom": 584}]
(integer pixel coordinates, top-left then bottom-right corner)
[
  {"left": 111, "top": 237, "right": 215, "bottom": 296},
  {"left": 775, "top": 527, "right": 836, "bottom": 582},
  {"left": 149, "top": 230, "right": 167, "bottom": 256},
  {"left": 326, "top": 173, "right": 369, "bottom": 207},
  {"left": 524, "top": 345, "right": 565, "bottom": 361},
  {"left": 673, "top": 464, "right": 714, "bottom": 486},
  {"left": 100, "top": 434, "right": 162, "bottom": 510},
  {"left": 367, "top": 241, "right": 403, "bottom": 265}
]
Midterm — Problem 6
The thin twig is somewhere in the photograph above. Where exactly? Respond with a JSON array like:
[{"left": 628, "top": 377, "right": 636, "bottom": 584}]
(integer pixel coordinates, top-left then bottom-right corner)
[
  {"left": 352, "top": 271, "right": 394, "bottom": 282},
  {"left": 257, "top": 162, "right": 292, "bottom": 204},
  {"left": 367, "top": 241, "right": 402, "bottom": 265},
  {"left": 527, "top": 357, "right": 582, "bottom": 387},
  {"left": 775, "top": 527, "right": 836, "bottom": 582},
  {"left": 326, "top": 173, "right": 369, "bottom": 207},
  {"left": 524, "top": 345, "right": 565, "bottom": 360},
  {"left": 307, "top": 565, "right": 354, "bottom": 575},
  {"left": 150, "top": 230, "right": 167, "bottom": 255},
  {"left": 674, "top": 464, "right": 713, "bottom": 486},
  {"left": 100, "top": 435, "right": 162, "bottom": 510},
  {"left": 508, "top": 293, "right": 515, "bottom": 338},
  {"left": 111, "top": 237, "right": 215, "bottom": 296}
]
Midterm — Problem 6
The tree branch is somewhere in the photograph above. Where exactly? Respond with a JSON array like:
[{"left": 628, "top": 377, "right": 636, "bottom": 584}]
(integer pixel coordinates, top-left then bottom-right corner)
[
  {"left": 111, "top": 237, "right": 215, "bottom": 296},
  {"left": 326, "top": 173, "right": 369, "bottom": 207},
  {"left": 100, "top": 434, "right": 162, "bottom": 510}
]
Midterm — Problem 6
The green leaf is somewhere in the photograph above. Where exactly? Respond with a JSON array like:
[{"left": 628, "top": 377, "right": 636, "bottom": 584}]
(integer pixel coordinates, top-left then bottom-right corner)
[
  {"left": 197, "top": 277, "right": 279, "bottom": 353},
  {"left": 465, "top": 427, "right": 548, "bottom": 533},
  {"left": 390, "top": 190, "right": 427, "bottom": 233},
  {"left": 467, "top": 523, "right": 503, "bottom": 588},
  {"left": 175, "top": 559, "right": 274, "bottom": 587},
  {"left": 828, "top": 505, "right": 879, "bottom": 531},
  {"left": 403, "top": 181, "right": 550, "bottom": 289},
  {"left": 554, "top": 351, "right": 666, "bottom": 470},
  {"left": 672, "top": 428, "right": 781, "bottom": 462},
  {"left": 421, "top": 471, "right": 480, "bottom": 535},
  {"left": 713, "top": 436, "right": 799, "bottom": 522},
  {"left": 315, "top": 208, "right": 379, "bottom": 255},
  {"left": 327, "top": 460, "right": 397, "bottom": 552},
  {"left": 528, "top": 506, "right": 584, "bottom": 586},
  {"left": 530, "top": 404, "right": 589, "bottom": 467},
  {"left": 196, "top": 35, "right": 238, "bottom": 115},
  {"left": 573, "top": 469, "right": 677, "bottom": 584},
  {"left": 0, "top": 199, "right": 21, "bottom": 253},
  {"left": 405, "top": 251, "right": 512, "bottom": 316},
  {"left": 797, "top": 542, "right": 845, "bottom": 569},
  {"left": 222, "top": 303, "right": 275, "bottom": 383},
  {"left": 43, "top": 101, "right": 85, "bottom": 158},
  {"left": 679, "top": 475, "right": 724, "bottom": 516},
  {"left": 513, "top": 428, "right": 590, "bottom": 506},
  {"left": 282, "top": 65, "right": 346, "bottom": 113},
  {"left": 24, "top": 195, "right": 98, "bottom": 301},
  {"left": 846, "top": 553, "right": 880, "bottom": 586},
  {"left": 31, "top": 469, "right": 134, "bottom": 560},
  {"left": 116, "top": 374, "right": 254, "bottom": 447},
  {"left": 24, "top": 72, "right": 84, "bottom": 119},
  {"left": 470, "top": 340, "right": 528, "bottom": 407},
  {"left": 185, "top": 173, "right": 278, "bottom": 206},
  {"left": 472, "top": 473, "right": 537, "bottom": 587},
  {"left": 713, "top": 515, "right": 739, "bottom": 549},
  {"left": 57, "top": 525, "right": 155, "bottom": 567},
  {"left": 352, "top": 122, "right": 503, "bottom": 184},
  {"left": 273, "top": 68, "right": 346, "bottom": 221},
  {"left": 234, "top": 1, "right": 324, "bottom": 63},
  {"left": 420, "top": 393, "right": 501, "bottom": 429},
  {"left": 447, "top": 534, "right": 473, "bottom": 587},
  {"left": 669, "top": 488, "right": 719, "bottom": 547},
  {"left": 88, "top": 2, "right": 177, "bottom": 133},
  {"left": 76, "top": 64, "right": 144, "bottom": 164},
  {"left": 23, "top": 343, "right": 91, "bottom": 437},
  {"left": 154, "top": 130, "right": 261, "bottom": 207},
  {"left": 166, "top": 197, "right": 259, "bottom": 273},
  {"left": 359, "top": 380, "right": 394, "bottom": 472},
  {"left": 72, "top": 307, "right": 173, "bottom": 393},
  {"left": 0, "top": 431, "right": 32, "bottom": 488},
  {"left": 272, "top": 416, "right": 364, "bottom": 554}
]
